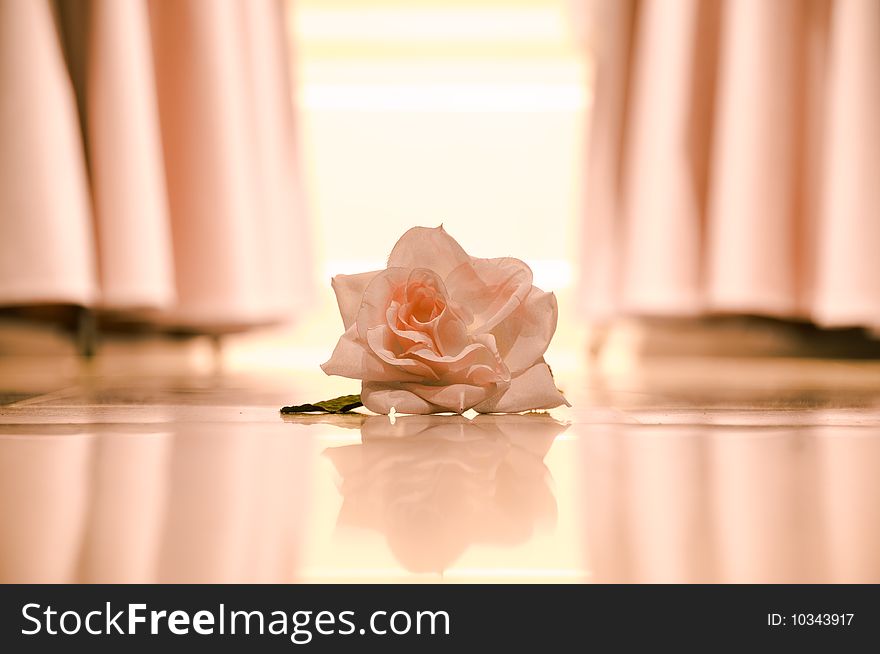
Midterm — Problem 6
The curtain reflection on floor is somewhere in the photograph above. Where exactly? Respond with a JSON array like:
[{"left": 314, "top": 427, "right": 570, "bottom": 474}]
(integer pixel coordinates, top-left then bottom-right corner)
[
  {"left": 2, "top": 412, "right": 878, "bottom": 583},
  {"left": 577, "top": 424, "right": 880, "bottom": 583},
  {"left": 0, "top": 425, "right": 313, "bottom": 583}
]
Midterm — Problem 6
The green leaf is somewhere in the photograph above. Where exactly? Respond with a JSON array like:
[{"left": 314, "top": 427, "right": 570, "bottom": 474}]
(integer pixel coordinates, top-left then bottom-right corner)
[{"left": 280, "top": 394, "right": 362, "bottom": 414}]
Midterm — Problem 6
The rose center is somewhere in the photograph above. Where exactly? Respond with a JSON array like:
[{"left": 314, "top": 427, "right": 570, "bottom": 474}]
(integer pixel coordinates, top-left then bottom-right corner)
[{"left": 408, "top": 287, "right": 443, "bottom": 323}]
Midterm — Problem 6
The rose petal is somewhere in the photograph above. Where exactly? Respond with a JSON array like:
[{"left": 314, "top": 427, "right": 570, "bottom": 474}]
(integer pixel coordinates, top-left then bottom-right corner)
[
  {"left": 490, "top": 288, "right": 559, "bottom": 375},
  {"left": 396, "top": 304, "right": 470, "bottom": 359},
  {"left": 427, "top": 306, "right": 470, "bottom": 356},
  {"left": 387, "top": 303, "right": 435, "bottom": 349},
  {"left": 445, "top": 257, "right": 534, "bottom": 333},
  {"left": 400, "top": 381, "right": 495, "bottom": 413},
  {"left": 396, "top": 269, "right": 470, "bottom": 357},
  {"left": 473, "top": 361, "right": 568, "bottom": 413},
  {"left": 387, "top": 226, "right": 471, "bottom": 278},
  {"left": 432, "top": 307, "right": 468, "bottom": 356},
  {"left": 330, "top": 270, "right": 381, "bottom": 329},
  {"left": 407, "top": 338, "right": 509, "bottom": 385},
  {"left": 321, "top": 325, "right": 423, "bottom": 382},
  {"left": 356, "top": 268, "right": 412, "bottom": 339},
  {"left": 366, "top": 326, "right": 440, "bottom": 380},
  {"left": 361, "top": 382, "right": 446, "bottom": 414}
]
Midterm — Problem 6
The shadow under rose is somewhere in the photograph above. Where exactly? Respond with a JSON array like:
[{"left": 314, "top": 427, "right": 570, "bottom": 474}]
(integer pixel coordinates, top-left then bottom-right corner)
[{"left": 324, "top": 413, "right": 567, "bottom": 574}]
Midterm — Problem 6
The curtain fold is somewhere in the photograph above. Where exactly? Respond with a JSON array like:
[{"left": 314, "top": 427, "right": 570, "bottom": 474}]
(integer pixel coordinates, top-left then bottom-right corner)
[
  {"left": 0, "top": 0, "right": 97, "bottom": 307},
  {"left": 0, "top": 0, "right": 311, "bottom": 330},
  {"left": 89, "top": 0, "right": 175, "bottom": 310},
  {"left": 579, "top": 0, "right": 880, "bottom": 330}
]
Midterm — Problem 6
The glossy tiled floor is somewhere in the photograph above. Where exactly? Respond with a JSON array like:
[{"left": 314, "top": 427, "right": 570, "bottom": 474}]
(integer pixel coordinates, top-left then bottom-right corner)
[{"left": 1, "top": 342, "right": 879, "bottom": 583}]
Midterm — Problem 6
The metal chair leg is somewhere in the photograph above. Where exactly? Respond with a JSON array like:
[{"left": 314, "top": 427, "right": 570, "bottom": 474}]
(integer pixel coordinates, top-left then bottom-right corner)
[{"left": 75, "top": 306, "right": 98, "bottom": 358}]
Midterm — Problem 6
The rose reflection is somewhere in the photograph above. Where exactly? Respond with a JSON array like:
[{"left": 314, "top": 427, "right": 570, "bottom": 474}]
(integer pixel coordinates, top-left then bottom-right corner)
[{"left": 325, "top": 413, "right": 566, "bottom": 574}]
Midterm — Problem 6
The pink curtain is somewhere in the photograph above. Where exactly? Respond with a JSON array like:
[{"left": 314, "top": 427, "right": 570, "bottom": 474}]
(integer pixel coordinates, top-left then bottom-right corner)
[
  {"left": 579, "top": 0, "right": 880, "bottom": 330},
  {"left": 0, "top": 0, "right": 311, "bottom": 330}
]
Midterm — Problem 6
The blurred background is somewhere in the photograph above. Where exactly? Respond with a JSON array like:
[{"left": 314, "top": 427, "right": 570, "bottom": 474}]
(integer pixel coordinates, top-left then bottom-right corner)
[
  {"left": 0, "top": 0, "right": 878, "bottom": 367},
  {"left": 1, "top": 0, "right": 880, "bottom": 585}
]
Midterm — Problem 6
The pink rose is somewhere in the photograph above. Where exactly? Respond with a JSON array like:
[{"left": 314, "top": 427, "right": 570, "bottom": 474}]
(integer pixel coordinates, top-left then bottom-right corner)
[{"left": 321, "top": 226, "right": 568, "bottom": 414}]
